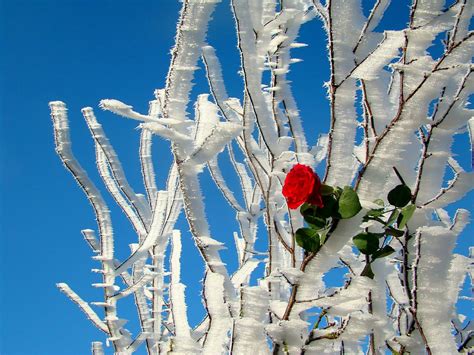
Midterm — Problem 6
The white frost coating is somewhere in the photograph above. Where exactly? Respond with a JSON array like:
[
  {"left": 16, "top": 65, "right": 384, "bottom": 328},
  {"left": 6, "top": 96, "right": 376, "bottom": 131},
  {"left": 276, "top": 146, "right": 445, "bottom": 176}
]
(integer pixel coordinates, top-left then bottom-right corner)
[
  {"left": 450, "top": 208, "right": 470, "bottom": 235},
  {"left": 82, "top": 229, "right": 100, "bottom": 252},
  {"left": 163, "top": 0, "right": 220, "bottom": 125},
  {"left": 450, "top": 1, "right": 473, "bottom": 45},
  {"left": 310, "top": 133, "right": 328, "bottom": 164},
  {"left": 57, "top": 283, "right": 109, "bottom": 334},
  {"left": 208, "top": 158, "right": 244, "bottom": 212},
  {"left": 296, "top": 215, "right": 363, "bottom": 302},
  {"left": 189, "top": 120, "right": 242, "bottom": 165},
  {"left": 140, "top": 121, "right": 192, "bottom": 146},
  {"left": 51, "top": 1, "right": 473, "bottom": 353},
  {"left": 111, "top": 271, "right": 156, "bottom": 300},
  {"left": 140, "top": 128, "right": 158, "bottom": 207},
  {"left": 99, "top": 99, "right": 153, "bottom": 122},
  {"left": 361, "top": 71, "right": 397, "bottom": 133},
  {"left": 359, "top": 0, "right": 391, "bottom": 38},
  {"left": 446, "top": 253, "right": 470, "bottom": 320},
  {"left": 231, "top": 156, "right": 254, "bottom": 210},
  {"left": 127, "top": 332, "right": 153, "bottom": 353},
  {"left": 371, "top": 259, "right": 396, "bottom": 351},
  {"left": 233, "top": 231, "right": 245, "bottom": 266},
  {"left": 411, "top": 0, "right": 446, "bottom": 28},
  {"left": 232, "top": 286, "right": 269, "bottom": 354},
  {"left": 193, "top": 94, "right": 220, "bottom": 146},
  {"left": 50, "top": 102, "right": 128, "bottom": 351},
  {"left": 325, "top": 80, "right": 359, "bottom": 186},
  {"left": 202, "top": 271, "right": 231, "bottom": 354},
  {"left": 231, "top": 258, "right": 260, "bottom": 287},
  {"left": 115, "top": 191, "right": 168, "bottom": 275},
  {"left": 188, "top": 97, "right": 243, "bottom": 165},
  {"left": 468, "top": 117, "right": 474, "bottom": 168},
  {"left": 160, "top": 0, "right": 235, "bottom": 306},
  {"left": 91, "top": 342, "right": 104, "bottom": 355},
  {"left": 422, "top": 170, "right": 474, "bottom": 209},
  {"left": 177, "top": 165, "right": 231, "bottom": 284},
  {"left": 50, "top": 102, "right": 114, "bottom": 261},
  {"left": 278, "top": 267, "right": 305, "bottom": 285},
  {"left": 330, "top": 0, "right": 366, "bottom": 82},
  {"left": 169, "top": 230, "right": 199, "bottom": 353},
  {"left": 85, "top": 118, "right": 149, "bottom": 239},
  {"left": 351, "top": 31, "right": 404, "bottom": 80},
  {"left": 266, "top": 2, "right": 311, "bottom": 162},
  {"left": 232, "top": 0, "right": 280, "bottom": 155},
  {"left": 202, "top": 46, "right": 240, "bottom": 122},
  {"left": 266, "top": 318, "right": 309, "bottom": 352},
  {"left": 414, "top": 221, "right": 469, "bottom": 354}
]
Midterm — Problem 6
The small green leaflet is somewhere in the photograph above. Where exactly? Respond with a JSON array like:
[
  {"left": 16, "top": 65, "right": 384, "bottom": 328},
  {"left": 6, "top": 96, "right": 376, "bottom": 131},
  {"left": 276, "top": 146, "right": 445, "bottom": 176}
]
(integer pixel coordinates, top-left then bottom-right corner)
[
  {"left": 372, "top": 245, "right": 395, "bottom": 260},
  {"left": 353, "top": 233, "right": 379, "bottom": 255},
  {"left": 304, "top": 214, "right": 326, "bottom": 229},
  {"left": 338, "top": 186, "right": 362, "bottom": 219},
  {"left": 295, "top": 228, "right": 320, "bottom": 253},
  {"left": 398, "top": 204, "right": 416, "bottom": 229},
  {"left": 385, "top": 227, "right": 404, "bottom": 237},
  {"left": 320, "top": 184, "right": 334, "bottom": 196},
  {"left": 385, "top": 209, "right": 400, "bottom": 226}
]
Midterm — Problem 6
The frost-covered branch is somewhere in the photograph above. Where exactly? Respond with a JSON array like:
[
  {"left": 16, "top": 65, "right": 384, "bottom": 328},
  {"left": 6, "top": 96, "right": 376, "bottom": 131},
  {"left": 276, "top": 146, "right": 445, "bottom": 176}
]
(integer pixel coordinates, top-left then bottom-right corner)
[{"left": 51, "top": 1, "right": 473, "bottom": 353}]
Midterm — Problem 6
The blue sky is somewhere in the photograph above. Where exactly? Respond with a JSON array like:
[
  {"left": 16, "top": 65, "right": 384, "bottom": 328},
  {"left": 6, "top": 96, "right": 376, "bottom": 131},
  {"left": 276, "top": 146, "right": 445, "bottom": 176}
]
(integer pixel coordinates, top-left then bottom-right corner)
[{"left": 0, "top": 1, "right": 472, "bottom": 354}]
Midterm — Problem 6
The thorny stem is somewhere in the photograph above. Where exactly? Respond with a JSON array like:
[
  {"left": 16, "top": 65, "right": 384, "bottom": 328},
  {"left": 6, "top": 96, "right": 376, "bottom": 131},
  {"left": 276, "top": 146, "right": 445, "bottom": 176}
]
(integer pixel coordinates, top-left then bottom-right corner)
[
  {"left": 323, "top": 0, "right": 337, "bottom": 183},
  {"left": 412, "top": 67, "right": 472, "bottom": 203},
  {"left": 355, "top": 28, "right": 472, "bottom": 190},
  {"left": 368, "top": 289, "right": 376, "bottom": 354}
]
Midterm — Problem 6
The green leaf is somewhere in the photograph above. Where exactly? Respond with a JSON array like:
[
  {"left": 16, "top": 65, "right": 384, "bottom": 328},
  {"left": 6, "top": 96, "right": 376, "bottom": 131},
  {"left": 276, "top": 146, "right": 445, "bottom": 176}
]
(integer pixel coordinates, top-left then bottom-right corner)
[
  {"left": 361, "top": 263, "right": 375, "bottom": 279},
  {"left": 372, "top": 216, "right": 387, "bottom": 224},
  {"left": 372, "top": 245, "right": 395, "bottom": 260},
  {"left": 386, "top": 209, "right": 400, "bottom": 226},
  {"left": 338, "top": 186, "right": 362, "bottom": 219},
  {"left": 353, "top": 233, "right": 379, "bottom": 255},
  {"left": 300, "top": 204, "right": 315, "bottom": 217},
  {"left": 301, "top": 203, "right": 328, "bottom": 229},
  {"left": 319, "top": 228, "right": 330, "bottom": 245},
  {"left": 300, "top": 203, "right": 313, "bottom": 215},
  {"left": 387, "top": 184, "right": 412, "bottom": 207},
  {"left": 320, "top": 184, "right": 334, "bottom": 196},
  {"left": 367, "top": 208, "right": 385, "bottom": 218},
  {"left": 304, "top": 214, "right": 326, "bottom": 229},
  {"left": 398, "top": 204, "right": 416, "bottom": 229},
  {"left": 316, "top": 195, "right": 339, "bottom": 219},
  {"left": 385, "top": 227, "right": 404, "bottom": 237},
  {"left": 295, "top": 228, "right": 320, "bottom": 253}
]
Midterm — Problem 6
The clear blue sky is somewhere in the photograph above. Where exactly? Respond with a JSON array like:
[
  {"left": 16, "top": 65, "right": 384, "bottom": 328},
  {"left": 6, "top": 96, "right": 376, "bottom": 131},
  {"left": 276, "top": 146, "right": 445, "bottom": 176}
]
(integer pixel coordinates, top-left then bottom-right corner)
[{"left": 0, "top": 1, "right": 471, "bottom": 354}]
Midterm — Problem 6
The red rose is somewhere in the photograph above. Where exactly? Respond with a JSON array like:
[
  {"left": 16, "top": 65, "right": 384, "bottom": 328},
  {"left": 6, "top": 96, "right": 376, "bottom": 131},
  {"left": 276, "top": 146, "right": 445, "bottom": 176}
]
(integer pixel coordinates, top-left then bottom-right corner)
[{"left": 282, "top": 164, "right": 324, "bottom": 209}]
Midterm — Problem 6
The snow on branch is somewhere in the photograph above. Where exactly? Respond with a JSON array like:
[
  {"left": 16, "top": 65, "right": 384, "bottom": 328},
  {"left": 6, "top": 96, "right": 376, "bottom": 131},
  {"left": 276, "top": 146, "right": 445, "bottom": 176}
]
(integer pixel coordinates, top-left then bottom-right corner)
[
  {"left": 114, "top": 191, "right": 169, "bottom": 275},
  {"left": 51, "top": 1, "right": 473, "bottom": 353},
  {"left": 91, "top": 342, "right": 104, "bottom": 355},
  {"left": 169, "top": 230, "right": 200, "bottom": 353},
  {"left": 57, "top": 283, "right": 109, "bottom": 334},
  {"left": 82, "top": 107, "right": 150, "bottom": 237},
  {"left": 49, "top": 102, "right": 115, "bottom": 261}
]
